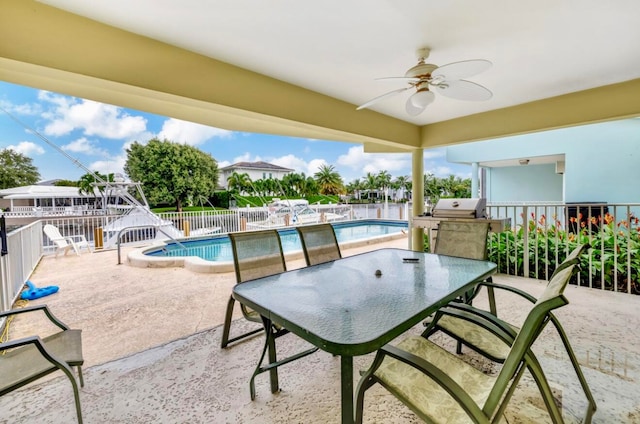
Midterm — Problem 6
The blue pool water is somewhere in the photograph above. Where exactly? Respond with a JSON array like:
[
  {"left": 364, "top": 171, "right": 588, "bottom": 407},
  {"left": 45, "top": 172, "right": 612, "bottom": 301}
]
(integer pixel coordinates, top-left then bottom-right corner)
[{"left": 146, "top": 220, "right": 407, "bottom": 262}]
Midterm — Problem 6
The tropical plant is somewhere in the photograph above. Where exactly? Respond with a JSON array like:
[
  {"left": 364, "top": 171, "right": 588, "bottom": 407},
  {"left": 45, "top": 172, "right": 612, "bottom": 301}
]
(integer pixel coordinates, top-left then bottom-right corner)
[
  {"left": 314, "top": 164, "right": 344, "bottom": 195},
  {"left": 226, "top": 172, "right": 251, "bottom": 195}
]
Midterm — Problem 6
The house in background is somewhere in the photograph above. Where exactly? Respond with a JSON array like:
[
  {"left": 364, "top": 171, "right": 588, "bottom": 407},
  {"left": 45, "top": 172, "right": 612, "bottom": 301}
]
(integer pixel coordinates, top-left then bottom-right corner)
[
  {"left": 0, "top": 181, "right": 99, "bottom": 216},
  {"left": 219, "top": 161, "right": 294, "bottom": 190},
  {"left": 446, "top": 118, "right": 640, "bottom": 205}
]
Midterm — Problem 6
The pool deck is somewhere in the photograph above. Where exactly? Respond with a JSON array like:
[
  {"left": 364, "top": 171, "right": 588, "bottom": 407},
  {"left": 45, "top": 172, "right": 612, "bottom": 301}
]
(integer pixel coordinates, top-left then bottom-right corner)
[{"left": 3, "top": 235, "right": 640, "bottom": 423}]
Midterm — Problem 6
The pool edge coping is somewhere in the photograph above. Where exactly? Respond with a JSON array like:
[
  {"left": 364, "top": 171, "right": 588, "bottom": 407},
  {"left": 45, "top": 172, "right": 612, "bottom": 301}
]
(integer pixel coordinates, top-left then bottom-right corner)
[{"left": 127, "top": 230, "right": 408, "bottom": 273}]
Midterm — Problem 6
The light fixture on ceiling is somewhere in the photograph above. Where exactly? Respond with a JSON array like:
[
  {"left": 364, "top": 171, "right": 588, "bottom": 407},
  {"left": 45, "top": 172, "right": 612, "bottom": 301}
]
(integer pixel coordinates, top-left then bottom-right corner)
[
  {"left": 519, "top": 159, "right": 530, "bottom": 165},
  {"left": 356, "top": 47, "right": 492, "bottom": 116}
]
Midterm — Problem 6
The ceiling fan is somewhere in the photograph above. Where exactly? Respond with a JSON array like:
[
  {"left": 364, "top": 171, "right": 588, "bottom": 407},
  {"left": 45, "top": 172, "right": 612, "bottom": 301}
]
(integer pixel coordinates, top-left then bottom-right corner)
[{"left": 356, "top": 47, "right": 493, "bottom": 116}]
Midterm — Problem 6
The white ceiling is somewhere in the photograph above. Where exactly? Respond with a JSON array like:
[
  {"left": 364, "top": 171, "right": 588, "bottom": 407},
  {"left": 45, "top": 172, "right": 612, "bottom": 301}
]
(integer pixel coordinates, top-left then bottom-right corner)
[{"left": 38, "top": 0, "right": 640, "bottom": 126}]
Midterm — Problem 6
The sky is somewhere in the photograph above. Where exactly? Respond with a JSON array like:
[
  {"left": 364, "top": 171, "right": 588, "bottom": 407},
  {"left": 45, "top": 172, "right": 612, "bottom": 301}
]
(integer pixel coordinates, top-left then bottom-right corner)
[{"left": 0, "top": 80, "right": 471, "bottom": 185}]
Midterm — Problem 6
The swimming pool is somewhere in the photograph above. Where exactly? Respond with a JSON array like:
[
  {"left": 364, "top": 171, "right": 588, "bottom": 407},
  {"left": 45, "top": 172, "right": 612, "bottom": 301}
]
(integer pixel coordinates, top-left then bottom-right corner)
[{"left": 128, "top": 220, "right": 408, "bottom": 273}]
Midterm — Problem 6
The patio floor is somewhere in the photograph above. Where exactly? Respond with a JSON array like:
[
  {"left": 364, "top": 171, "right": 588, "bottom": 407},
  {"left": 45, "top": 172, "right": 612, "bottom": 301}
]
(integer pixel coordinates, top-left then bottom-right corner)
[{"left": 1, "top": 237, "right": 639, "bottom": 423}]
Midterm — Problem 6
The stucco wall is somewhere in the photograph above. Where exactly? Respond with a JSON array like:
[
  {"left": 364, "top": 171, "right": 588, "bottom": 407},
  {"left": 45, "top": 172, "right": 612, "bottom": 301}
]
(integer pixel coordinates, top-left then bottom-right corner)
[
  {"left": 448, "top": 119, "right": 640, "bottom": 203},
  {"left": 487, "top": 164, "right": 563, "bottom": 202}
]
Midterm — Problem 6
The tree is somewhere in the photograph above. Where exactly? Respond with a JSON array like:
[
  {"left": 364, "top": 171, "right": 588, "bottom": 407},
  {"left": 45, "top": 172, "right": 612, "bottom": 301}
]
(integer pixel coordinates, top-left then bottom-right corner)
[
  {"left": 124, "top": 138, "right": 219, "bottom": 212},
  {"left": 77, "top": 172, "right": 115, "bottom": 196},
  {"left": 314, "top": 164, "right": 344, "bottom": 195},
  {"left": 0, "top": 149, "right": 40, "bottom": 189},
  {"left": 227, "top": 172, "right": 251, "bottom": 195}
]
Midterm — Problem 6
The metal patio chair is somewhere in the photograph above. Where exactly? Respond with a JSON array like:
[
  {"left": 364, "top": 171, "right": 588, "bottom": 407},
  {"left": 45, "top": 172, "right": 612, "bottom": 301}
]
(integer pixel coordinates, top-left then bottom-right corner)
[
  {"left": 355, "top": 263, "right": 580, "bottom": 423},
  {"left": 0, "top": 304, "right": 84, "bottom": 423},
  {"left": 219, "top": 229, "right": 318, "bottom": 399},
  {"left": 296, "top": 223, "right": 342, "bottom": 266},
  {"left": 422, "top": 243, "right": 596, "bottom": 422}
]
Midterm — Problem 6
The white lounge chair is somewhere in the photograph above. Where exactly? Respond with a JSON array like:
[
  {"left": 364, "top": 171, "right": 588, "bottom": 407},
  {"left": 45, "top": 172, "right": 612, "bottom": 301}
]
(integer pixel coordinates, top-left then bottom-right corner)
[{"left": 43, "top": 224, "right": 92, "bottom": 257}]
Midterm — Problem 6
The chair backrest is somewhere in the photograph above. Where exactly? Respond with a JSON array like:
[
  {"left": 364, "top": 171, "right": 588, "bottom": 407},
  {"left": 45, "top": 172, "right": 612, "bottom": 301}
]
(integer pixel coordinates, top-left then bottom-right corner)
[
  {"left": 296, "top": 223, "right": 341, "bottom": 266},
  {"left": 483, "top": 262, "right": 578, "bottom": 417},
  {"left": 229, "top": 230, "right": 287, "bottom": 283},
  {"left": 43, "top": 224, "right": 68, "bottom": 247},
  {"left": 549, "top": 243, "right": 590, "bottom": 279},
  {"left": 434, "top": 221, "right": 490, "bottom": 260}
]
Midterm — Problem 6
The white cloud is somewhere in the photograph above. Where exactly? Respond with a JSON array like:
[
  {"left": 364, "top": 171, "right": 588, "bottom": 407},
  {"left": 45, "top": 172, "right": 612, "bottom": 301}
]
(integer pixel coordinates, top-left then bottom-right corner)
[
  {"left": 157, "top": 118, "right": 232, "bottom": 145},
  {"left": 271, "top": 154, "right": 308, "bottom": 173},
  {"left": 337, "top": 146, "right": 410, "bottom": 176},
  {"left": 89, "top": 156, "right": 127, "bottom": 177},
  {"left": 6, "top": 141, "right": 45, "bottom": 156},
  {"left": 307, "top": 158, "right": 328, "bottom": 175},
  {"left": 38, "top": 91, "right": 147, "bottom": 139},
  {"left": 62, "top": 137, "right": 109, "bottom": 156}
]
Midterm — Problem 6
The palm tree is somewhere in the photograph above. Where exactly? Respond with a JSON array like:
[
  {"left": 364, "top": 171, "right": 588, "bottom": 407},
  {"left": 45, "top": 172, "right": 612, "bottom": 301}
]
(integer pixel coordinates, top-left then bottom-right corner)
[
  {"left": 364, "top": 172, "right": 378, "bottom": 201},
  {"left": 393, "top": 175, "right": 411, "bottom": 201},
  {"left": 226, "top": 172, "right": 251, "bottom": 195},
  {"left": 376, "top": 170, "right": 392, "bottom": 201},
  {"left": 314, "top": 164, "right": 344, "bottom": 195}
]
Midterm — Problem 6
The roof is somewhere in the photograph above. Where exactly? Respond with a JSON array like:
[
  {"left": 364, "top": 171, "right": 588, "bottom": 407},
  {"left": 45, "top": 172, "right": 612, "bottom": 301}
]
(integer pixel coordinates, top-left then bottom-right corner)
[
  {"left": 0, "top": 185, "right": 97, "bottom": 199},
  {"left": 220, "top": 161, "right": 294, "bottom": 172}
]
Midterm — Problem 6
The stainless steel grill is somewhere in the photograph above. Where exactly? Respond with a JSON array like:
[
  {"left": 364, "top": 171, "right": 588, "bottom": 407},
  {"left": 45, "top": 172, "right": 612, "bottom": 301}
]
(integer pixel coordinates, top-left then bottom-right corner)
[{"left": 412, "top": 198, "right": 510, "bottom": 252}]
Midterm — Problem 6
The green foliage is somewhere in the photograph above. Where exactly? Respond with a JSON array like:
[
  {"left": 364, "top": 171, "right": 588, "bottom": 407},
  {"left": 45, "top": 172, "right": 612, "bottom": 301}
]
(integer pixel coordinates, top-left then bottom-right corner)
[
  {"left": 53, "top": 179, "right": 78, "bottom": 187},
  {"left": 0, "top": 149, "right": 40, "bottom": 189},
  {"left": 77, "top": 172, "right": 114, "bottom": 195},
  {"left": 314, "top": 164, "right": 344, "bottom": 195},
  {"left": 124, "top": 138, "right": 219, "bottom": 212},
  {"left": 488, "top": 212, "right": 640, "bottom": 294}
]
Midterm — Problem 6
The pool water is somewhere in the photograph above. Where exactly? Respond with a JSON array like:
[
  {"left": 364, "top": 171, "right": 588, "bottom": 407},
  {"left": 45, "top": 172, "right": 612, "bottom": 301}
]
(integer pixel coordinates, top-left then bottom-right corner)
[{"left": 146, "top": 220, "right": 407, "bottom": 262}]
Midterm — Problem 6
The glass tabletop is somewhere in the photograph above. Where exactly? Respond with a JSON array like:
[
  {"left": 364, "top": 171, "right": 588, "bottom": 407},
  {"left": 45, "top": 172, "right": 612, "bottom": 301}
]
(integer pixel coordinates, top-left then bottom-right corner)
[{"left": 233, "top": 248, "right": 497, "bottom": 356}]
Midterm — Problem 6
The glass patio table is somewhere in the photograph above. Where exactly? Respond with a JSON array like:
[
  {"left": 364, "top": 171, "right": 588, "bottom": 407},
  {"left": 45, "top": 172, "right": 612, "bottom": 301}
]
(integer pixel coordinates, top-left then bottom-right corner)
[{"left": 232, "top": 248, "right": 497, "bottom": 424}]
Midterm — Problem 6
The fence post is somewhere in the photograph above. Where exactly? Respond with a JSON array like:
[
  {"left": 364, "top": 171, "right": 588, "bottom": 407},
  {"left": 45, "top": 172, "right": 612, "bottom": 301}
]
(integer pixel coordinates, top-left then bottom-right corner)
[
  {"left": 93, "top": 227, "right": 104, "bottom": 250},
  {"left": 183, "top": 220, "right": 190, "bottom": 236}
]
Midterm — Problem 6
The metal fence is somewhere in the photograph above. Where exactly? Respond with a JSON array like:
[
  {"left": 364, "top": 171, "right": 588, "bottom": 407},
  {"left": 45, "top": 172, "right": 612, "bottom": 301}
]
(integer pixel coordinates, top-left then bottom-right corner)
[
  {"left": 4, "top": 201, "right": 639, "bottom": 305},
  {"left": 0, "top": 221, "right": 43, "bottom": 316}
]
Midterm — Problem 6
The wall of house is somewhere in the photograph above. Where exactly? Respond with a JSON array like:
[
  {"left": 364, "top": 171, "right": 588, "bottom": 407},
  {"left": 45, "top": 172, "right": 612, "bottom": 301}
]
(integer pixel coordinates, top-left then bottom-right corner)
[
  {"left": 448, "top": 119, "right": 640, "bottom": 204},
  {"left": 486, "top": 164, "right": 563, "bottom": 202}
]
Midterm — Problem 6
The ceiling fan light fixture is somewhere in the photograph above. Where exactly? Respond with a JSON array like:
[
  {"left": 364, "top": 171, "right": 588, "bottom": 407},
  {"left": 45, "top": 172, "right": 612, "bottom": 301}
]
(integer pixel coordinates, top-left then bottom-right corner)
[{"left": 409, "top": 89, "right": 435, "bottom": 108}]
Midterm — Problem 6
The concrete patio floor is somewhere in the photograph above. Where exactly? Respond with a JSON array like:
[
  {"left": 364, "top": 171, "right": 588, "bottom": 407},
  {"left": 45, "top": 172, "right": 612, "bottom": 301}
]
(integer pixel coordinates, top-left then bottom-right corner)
[{"left": 1, "top": 236, "right": 639, "bottom": 423}]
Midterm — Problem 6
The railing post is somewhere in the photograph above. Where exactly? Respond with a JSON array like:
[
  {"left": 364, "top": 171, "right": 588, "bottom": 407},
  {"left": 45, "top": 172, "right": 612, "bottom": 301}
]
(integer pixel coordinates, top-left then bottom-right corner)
[{"left": 522, "top": 206, "right": 529, "bottom": 278}]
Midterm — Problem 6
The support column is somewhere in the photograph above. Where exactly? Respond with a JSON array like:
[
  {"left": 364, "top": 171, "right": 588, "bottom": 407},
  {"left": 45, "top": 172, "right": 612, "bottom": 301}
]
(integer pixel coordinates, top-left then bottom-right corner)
[
  {"left": 471, "top": 162, "right": 479, "bottom": 198},
  {"left": 411, "top": 149, "right": 424, "bottom": 252}
]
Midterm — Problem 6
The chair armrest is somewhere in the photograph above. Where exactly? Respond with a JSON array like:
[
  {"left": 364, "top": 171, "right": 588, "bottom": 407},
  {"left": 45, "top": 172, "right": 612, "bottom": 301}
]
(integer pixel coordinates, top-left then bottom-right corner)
[
  {"left": 380, "top": 343, "right": 490, "bottom": 424},
  {"left": 0, "top": 304, "right": 70, "bottom": 331},
  {"left": 436, "top": 305, "right": 519, "bottom": 341},
  {"left": 66, "top": 235, "right": 88, "bottom": 243},
  {"left": 475, "top": 281, "right": 538, "bottom": 303}
]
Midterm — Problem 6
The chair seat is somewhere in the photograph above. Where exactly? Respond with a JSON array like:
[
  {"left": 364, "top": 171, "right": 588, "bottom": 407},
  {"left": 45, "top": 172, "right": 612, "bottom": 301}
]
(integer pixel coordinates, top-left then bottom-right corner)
[
  {"left": 374, "top": 336, "right": 494, "bottom": 423},
  {"left": 0, "top": 330, "right": 83, "bottom": 394},
  {"left": 435, "top": 314, "right": 515, "bottom": 360}
]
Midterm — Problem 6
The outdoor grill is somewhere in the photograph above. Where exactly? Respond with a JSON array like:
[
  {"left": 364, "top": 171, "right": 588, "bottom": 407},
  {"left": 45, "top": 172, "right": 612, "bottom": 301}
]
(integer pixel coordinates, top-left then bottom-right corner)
[{"left": 412, "top": 198, "right": 510, "bottom": 252}]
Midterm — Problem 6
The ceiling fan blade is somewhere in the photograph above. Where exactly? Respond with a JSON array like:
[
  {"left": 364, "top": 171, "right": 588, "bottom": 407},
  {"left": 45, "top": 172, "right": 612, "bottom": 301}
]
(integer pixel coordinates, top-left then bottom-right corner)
[
  {"left": 432, "top": 59, "right": 491, "bottom": 80},
  {"left": 433, "top": 79, "right": 493, "bottom": 101},
  {"left": 405, "top": 97, "right": 426, "bottom": 116},
  {"left": 356, "top": 87, "right": 411, "bottom": 110},
  {"left": 375, "top": 76, "right": 419, "bottom": 82}
]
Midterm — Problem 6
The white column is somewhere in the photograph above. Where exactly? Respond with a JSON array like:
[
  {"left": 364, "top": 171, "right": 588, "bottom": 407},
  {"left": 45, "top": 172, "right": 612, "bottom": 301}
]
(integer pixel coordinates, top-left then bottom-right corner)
[
  {"left": 411, "top": 149, "right": 424, "bottom": 251},
  {"left": 471, "top": 162, "right": 479, "bottom": 198}
]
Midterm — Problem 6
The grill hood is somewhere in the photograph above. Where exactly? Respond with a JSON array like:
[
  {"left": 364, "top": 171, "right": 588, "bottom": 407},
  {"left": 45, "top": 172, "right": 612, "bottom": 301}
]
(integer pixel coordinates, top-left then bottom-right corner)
[{"left": 431, "top": 198, "right": 487, "bottom": 219}]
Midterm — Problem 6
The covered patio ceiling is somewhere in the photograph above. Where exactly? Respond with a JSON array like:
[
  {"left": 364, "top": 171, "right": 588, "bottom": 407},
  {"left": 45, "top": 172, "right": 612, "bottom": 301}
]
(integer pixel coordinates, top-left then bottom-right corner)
[{"left": 1, "top": 0, "right": 640, "bottom": 154}]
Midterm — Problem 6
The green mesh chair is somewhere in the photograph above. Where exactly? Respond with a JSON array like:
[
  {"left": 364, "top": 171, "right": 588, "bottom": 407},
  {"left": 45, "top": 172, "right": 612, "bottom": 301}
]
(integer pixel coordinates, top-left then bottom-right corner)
[
  {"left": 434, "top": 220, "right": 490, "bottom": 261},
  {"left": 422, "top": 243, "right": 596, "bottom": 423},
  {"left": 220, "top": 229, "right": 318, "bottom": 399},
  {"left": 0, "top": 304, "right": 84, "bottom": 424},
  {"left": 296, "top": 223, "right": 341, "bottom": 266},
  {"left": 221, "top": 230, "right": 288, "bottom": 348},
  {"left": 355, "top": 263, "right": 580, "bottom": 424}
]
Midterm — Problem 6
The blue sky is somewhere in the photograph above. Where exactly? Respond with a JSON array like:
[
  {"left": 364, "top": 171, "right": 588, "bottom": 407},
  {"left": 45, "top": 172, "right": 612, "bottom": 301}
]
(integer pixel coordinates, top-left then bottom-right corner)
[{"left": 0, "top": 80, "right": 471, "bottom": 184}]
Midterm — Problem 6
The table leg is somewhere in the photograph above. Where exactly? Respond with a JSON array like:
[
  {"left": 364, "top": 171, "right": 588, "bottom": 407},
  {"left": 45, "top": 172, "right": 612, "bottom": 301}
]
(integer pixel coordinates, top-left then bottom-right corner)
[
  {"left": 340, "top": 355, "right": 354, "bottom": 424},
  {"left": 265, "top": 318, "right": 279, "bottom": 394}
]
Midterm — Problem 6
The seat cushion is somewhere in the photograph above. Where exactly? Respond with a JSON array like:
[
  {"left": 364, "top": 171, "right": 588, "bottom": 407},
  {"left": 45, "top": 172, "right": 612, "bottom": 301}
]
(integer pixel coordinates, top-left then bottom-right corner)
[
  {"left": 0, "top": 330, "right": 83, "bottom": 394},
  {"left": 374, "top": 336, "right": 495, "bottom": 423},
  {"left": 436, "top": 314, "right": 514, "bottom": 361}
]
